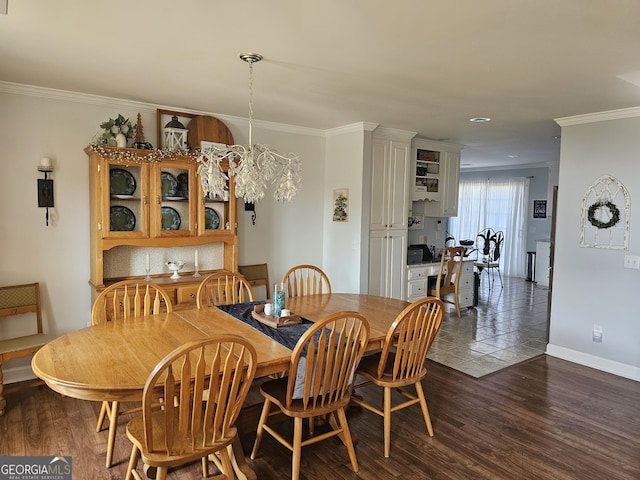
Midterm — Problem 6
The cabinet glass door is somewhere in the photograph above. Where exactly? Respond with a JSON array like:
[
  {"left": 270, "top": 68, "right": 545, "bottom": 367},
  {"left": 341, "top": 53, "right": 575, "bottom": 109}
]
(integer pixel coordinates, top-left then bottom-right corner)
[
  {"left": 104, "top": 162, "right": 147, "bottom": 238},
  {"left": 197, "top": 175, "right": 236, "bottom": 236},
  {"left": 150, "top": 162, "right": 196, "bottom": 237}
]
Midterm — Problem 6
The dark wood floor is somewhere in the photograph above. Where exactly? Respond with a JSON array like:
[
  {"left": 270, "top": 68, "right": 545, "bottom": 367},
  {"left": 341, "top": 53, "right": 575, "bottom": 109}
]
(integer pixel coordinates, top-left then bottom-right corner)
[{"left": 1, "top": 355, "right": 639, "bottom": 479}]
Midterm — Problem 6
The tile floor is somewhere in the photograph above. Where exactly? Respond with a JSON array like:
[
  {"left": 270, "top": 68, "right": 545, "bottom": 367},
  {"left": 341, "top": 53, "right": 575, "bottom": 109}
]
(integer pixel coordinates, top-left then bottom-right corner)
[{"left": 427, "top": 274, "right": 549, "bottom": 378}]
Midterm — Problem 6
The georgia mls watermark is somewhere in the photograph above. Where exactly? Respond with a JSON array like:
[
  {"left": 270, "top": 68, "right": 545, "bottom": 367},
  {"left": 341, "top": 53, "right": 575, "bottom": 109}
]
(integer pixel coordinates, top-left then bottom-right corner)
[{"left": 0, "top": 456, "right": 72, "bottom": 480}]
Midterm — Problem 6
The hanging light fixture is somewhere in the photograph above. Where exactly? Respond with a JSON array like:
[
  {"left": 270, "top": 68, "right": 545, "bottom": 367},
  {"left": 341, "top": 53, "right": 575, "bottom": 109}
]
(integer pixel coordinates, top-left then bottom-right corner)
[{"left": 197, "top": 53, "right": 302, "bottom": 203}]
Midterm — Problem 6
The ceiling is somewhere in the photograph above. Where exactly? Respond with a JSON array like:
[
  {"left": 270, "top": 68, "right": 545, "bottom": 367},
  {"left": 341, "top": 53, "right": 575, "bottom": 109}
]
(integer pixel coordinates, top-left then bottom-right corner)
[{"left": 2, "top": 1, "right": 640, "bottom": 170}]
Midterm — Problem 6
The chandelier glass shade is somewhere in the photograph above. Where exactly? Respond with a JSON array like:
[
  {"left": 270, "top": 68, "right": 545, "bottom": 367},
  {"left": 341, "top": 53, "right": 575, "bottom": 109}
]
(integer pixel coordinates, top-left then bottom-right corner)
[{"left": 197, "top": 53, "right": 302, "bottom": 204}]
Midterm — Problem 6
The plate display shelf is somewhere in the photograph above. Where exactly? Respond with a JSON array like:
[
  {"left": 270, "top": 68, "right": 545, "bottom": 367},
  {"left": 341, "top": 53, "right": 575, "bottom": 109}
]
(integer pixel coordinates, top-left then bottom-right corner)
[{"left": 87, "top": 145, "right": 238, "bottom": 306}]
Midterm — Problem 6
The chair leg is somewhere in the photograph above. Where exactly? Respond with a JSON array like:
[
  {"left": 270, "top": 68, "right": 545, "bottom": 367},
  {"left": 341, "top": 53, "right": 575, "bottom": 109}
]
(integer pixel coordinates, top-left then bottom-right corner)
[
  {"left": 250, "top": 399, "right": 271, "bottom": 459},
  {"left": 335, "top": 407, "right": 359, "bottom": 472},
  {"left": 292, "top": 416, "right": 303, "bottom": 480},
  {"left": 156, "top": 467, "right": 168, "bottom": 480},
  {"left": 0, "top": 364, "right": 6, "bottom": 416},
  {"left": 217, "top": 446, "right": 235, "bottom": 479},
  {"left": 125, "top": 444, "right": 140, "bottom": 480},
  {"left": 415, "top": 381, "right": 434, "bottom": 436},
  {"left": 105, "top": 400, "right": 119, "bottom": 467},
  {"left": 383, "top": 386, "right": 392, "bottom": 458},
  {"left": 497, "top": 268, "right": 503, "bottom": 288},
  {"left": 201, "top": 456, "right": 208, "bottom": 477}
]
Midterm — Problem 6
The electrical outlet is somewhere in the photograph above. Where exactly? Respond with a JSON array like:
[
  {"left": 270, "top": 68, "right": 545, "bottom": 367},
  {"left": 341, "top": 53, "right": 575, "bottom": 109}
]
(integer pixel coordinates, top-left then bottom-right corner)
[
  {"left": 623, "top": 255, "right": 640, "bottom": 269},
  {"left": 592, "top": 325, "right": 603, "bottom": 343}
]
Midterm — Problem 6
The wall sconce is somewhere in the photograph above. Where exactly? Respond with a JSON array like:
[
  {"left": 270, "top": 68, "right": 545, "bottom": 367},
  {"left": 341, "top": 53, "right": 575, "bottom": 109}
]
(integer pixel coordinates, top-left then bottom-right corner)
[{"left": 37, "top": 157, "right": 54, "bottom": 226}]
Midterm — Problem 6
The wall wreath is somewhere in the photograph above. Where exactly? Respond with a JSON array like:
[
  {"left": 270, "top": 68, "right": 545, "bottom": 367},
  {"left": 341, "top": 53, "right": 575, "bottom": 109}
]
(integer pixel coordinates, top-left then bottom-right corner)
[
  {"left": 587, "top": 201, "right": 620, "bottom": 229},
  {"left": 580, "top": 175, "right": 629, "bottom": 250}
]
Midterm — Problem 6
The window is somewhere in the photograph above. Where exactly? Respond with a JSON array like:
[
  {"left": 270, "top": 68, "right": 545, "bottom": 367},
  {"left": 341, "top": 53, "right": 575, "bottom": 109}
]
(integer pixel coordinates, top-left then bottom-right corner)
[{"left": 448, "top": 178, "right": 528, "bottom": 278}]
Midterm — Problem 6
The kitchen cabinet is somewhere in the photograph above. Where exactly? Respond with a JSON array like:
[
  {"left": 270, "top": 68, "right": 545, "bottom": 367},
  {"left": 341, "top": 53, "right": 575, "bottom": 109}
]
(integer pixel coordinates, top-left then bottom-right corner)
[
  {"left": 369, "top": 136, "right": 411, "bottom": 230},
  {"left": 87, "top": 146, "right": 238, "bottom": 301},
  {"left": 405, "top": 260, "right": 474, "bottom": 311},
  {"left": 412, "top": 139, "right": 462, "bottom": 217},
  {"left": 369, "top": 230, "right": 407, "bottom": 299},
  {"left": 367, "top": 128, "right": 415, "bottom": 299}
]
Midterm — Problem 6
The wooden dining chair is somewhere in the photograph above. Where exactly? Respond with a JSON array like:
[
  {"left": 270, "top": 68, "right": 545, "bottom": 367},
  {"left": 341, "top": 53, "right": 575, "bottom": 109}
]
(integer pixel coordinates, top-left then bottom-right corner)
[
  {"left": 91, "top": 279, "right": 173, "bottom": 468},
  {"left": 427, "top": 246, "right": 465, "bottom": 317},
  {"left": 281, "top": 264, "right": 332, "bottom": 297},
  {"left": 124, "top": 335, "right": 257, "bottom": 480},
  {"left": 196, "top": 271, "right": 255, "bottom": 308},
  {"left": 352, "top": 297, "right": 444, "bottom": 458},
  {"left": 251, "top": 312, "right": 370, "bottom": 480}
]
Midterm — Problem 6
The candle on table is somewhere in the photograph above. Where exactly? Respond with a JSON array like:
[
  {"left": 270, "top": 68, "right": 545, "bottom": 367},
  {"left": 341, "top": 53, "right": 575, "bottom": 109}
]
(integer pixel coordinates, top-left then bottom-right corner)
[
  {"left": 146, "top": 253, "right": 150, "bottom": 271},
  {"left": 195, "top": 249, "right": 199, "bottom": 269}
]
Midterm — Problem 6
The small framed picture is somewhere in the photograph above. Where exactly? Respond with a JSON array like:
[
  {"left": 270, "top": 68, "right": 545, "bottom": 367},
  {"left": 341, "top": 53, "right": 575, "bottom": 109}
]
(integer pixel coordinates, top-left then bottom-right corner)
[
  {"left": 533, "top": 199, "right": 547, "bottom": 219},
  {"left": 333, "top": 189, "right": 349, "bottom": 222}
]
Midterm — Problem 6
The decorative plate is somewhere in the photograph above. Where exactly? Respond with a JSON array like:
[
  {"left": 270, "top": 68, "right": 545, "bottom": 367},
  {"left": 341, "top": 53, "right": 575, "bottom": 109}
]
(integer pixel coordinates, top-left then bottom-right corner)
[
  {"left": 110, "top": 169, "right": 136, "bottom": 196},
  {"left": 205, "top": 207, "right": 220, "bottom": 230},
  {"left": 161, "top": 172, "right": 178, "bottom": 197},
  {"left": 110, "top": 206, "right": 136, "bottom": 231},
  {"left": 161, "top": 206, "right": 181, "bottom": 230},
  {"left": 177, "top": 172, "right": 189, "bottom": 198}
]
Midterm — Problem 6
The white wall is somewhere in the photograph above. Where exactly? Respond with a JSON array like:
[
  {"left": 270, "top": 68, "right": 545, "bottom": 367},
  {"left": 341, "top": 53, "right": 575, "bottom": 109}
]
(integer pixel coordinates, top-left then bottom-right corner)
[
  {"left": 321, "top": 124, "right": 371, "bottom": 293},
  {"left": 549, "top": 109, "right": 640, "bottom": 380},
  {"left": 0, "top": 84, "right": 325, "bottom": 382}
]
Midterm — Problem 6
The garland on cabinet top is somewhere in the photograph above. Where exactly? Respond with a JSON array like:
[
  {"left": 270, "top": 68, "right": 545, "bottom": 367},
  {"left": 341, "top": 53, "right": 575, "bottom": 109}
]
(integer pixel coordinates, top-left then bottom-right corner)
[
  {"left": 88, "top": 112, "right": 199, "bottom": 164},
  {"left": 86, "top": 143, "right": 199, "bottom": 164}
]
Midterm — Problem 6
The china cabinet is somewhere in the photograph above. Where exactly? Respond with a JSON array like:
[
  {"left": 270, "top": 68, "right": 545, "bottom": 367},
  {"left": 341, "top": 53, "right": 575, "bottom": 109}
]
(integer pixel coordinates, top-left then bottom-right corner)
[{"left": 87, "top": 146, "right": 238, "bottom": 306}]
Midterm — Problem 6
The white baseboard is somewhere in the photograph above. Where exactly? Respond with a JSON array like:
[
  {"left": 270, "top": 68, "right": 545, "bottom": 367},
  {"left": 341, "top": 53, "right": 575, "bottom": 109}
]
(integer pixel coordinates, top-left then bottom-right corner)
[
  {"left": 546, "top": 344, "right": 640, "bottom": 381},
  {"left": 2, "top": 365, "right": 37, "bottom": 384}
]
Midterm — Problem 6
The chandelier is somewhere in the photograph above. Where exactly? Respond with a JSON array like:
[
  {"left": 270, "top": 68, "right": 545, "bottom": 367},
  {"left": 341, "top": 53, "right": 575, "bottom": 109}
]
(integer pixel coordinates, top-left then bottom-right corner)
[{"left": 197, "top": 53, "right": 302, "bottom": 203}]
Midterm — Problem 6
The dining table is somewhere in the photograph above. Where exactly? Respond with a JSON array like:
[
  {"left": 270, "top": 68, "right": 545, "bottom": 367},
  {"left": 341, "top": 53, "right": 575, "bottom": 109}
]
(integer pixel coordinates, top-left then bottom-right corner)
[{"left": 31, "top": 293, "right": 410, "bottom": 480}]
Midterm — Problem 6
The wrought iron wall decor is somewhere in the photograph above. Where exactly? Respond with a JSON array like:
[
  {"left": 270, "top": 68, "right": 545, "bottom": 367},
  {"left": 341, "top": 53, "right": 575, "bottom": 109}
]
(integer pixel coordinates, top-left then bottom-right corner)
[{"left": 580, "top": 175, "right": 630, "bottom": 249}]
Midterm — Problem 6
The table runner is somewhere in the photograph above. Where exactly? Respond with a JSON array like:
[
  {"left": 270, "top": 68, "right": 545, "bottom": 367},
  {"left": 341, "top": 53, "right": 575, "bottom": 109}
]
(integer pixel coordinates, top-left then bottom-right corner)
[
  {"left": 217, "top": 301, "right": 352, "bottom": 399},
  {"left": 216, "top": 301, "right": 313, "bottom": 351}
]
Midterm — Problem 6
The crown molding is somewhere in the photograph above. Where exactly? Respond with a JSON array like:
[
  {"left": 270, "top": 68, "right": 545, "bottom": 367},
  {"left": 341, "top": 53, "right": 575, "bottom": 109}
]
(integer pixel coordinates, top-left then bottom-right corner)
[
  {"left": 325, "top": 122, "right": 379, "bottom": 137},
  {"left": 555, "top": 106, "right": 640, "bottom": 126},
  {"left": 0, "top": 81, "right": 325, "bottom": 137},
  {"left": 373, "top": 126, "right": 417, "bottom": 142}
]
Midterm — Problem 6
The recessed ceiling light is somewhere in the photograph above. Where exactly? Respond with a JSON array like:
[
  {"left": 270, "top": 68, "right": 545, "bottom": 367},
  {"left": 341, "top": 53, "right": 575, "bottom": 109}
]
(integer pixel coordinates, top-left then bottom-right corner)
[
  {"left": 469, "top": 117, "right": 491, "bottom": 123},
  {"left": 507, "top": 155, "right": 519, "bottom": 158},
  {"left": 552, "top": 135, "right": 561, "bottom": 140}
]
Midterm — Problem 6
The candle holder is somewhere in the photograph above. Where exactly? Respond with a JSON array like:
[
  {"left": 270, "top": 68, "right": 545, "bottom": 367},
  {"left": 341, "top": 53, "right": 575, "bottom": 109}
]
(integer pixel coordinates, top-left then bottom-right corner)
[
  {"left": 144, "top": 268, "right": 152, "bottom": 281},
  {"left": 193, "top": 250, "right": 201, "bottom": 277}
]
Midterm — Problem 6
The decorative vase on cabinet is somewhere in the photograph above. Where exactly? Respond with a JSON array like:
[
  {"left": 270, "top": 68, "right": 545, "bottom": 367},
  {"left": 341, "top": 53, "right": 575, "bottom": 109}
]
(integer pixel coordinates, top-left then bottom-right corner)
[{"left": 115, "top": 133, "right": 127, "bottom": 148}]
